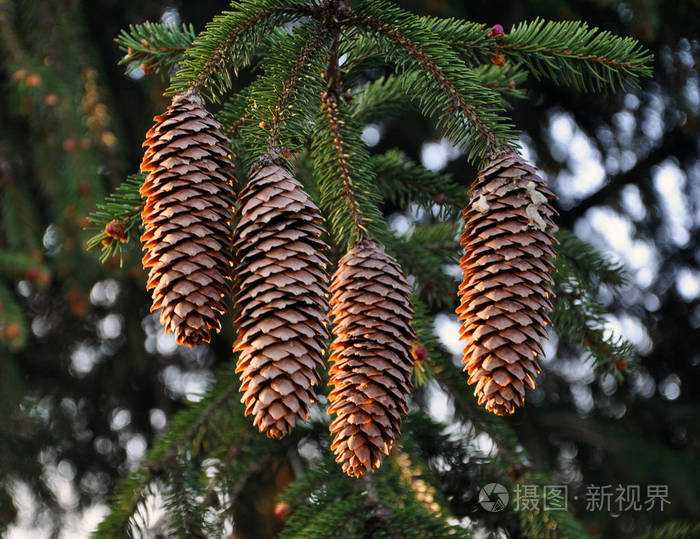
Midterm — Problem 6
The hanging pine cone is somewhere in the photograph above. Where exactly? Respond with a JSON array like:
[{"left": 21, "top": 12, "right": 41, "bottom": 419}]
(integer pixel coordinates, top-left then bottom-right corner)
[
  {"left": 328, "top": 238, "right": 415, "bottom": 477},
  {"left": 232, "top": 159, "right": 330, "bottom": 439},
  {"left": 140, "top": 90, "right": 235, "bottom": 347},
  {"left": 457, "top": 150, "right": 557, "bottom": 415}
]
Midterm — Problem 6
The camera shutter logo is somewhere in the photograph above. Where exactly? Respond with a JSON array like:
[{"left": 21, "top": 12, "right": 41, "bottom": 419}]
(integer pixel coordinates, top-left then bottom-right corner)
[{"left": 479, "top": 483, "right": 509, "bottom": 512}]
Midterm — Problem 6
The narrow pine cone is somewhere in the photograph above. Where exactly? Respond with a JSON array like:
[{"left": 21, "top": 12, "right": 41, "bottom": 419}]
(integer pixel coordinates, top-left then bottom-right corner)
[
  {"left": 328, "top": 239, "right": 415, "bottom": 477},
  {"left": 140, "top": 90, "right": 235, "bottom": 347},
  {"left": 232, "top": 160, "right": 330, "bottom": 439},
  {"left": 457, "top": 150, "right": 557, "bottom": 415}
]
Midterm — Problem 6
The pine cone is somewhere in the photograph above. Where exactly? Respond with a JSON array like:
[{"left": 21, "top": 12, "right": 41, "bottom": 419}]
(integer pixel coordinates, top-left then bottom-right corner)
[
  {"left": 232, "top": 160, "right": 330, "bottom": 439},
  {"left": 457, "top": 150, "right": 557, "bottom": 415},
  {"left": 140, "top": 90, "right": 235, "bottom": 346},
  {"left": 328, "top": 239, "right": 415, "bottom": 477}
]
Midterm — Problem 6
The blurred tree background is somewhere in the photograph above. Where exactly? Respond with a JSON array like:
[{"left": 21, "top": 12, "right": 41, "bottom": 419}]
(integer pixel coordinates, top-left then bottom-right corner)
[{"left": 0, "top": 0, "right": 698, "bottom": 537}]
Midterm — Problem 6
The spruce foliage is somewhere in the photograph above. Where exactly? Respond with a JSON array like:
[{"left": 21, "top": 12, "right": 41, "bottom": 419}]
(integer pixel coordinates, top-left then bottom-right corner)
[
  {"left": 116, "top": 22, "right": 196, "bottom": 78},
  {"left": 82, "top": 0, "right": 656, "bottom": 536}
]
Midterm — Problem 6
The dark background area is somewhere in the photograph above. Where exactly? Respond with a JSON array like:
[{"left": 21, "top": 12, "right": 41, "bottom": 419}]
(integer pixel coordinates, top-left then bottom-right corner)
[{"left": 0, "top": 0, "right": 698, "bottom": 536}]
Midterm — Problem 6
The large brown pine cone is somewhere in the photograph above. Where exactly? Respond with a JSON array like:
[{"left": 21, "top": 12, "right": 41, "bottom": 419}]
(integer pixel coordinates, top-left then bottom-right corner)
[
  {"left": 457, "top": 150, "right": 557, "bottom": 415},
  {"left": 328, "top": 238, "right": 415, "bottom": 477},
  {"left": 140, "top": 90, "right": 235, "bottom": 347},
  {"left": 232, "top": 160, "right": 330, "bottom": 439}
]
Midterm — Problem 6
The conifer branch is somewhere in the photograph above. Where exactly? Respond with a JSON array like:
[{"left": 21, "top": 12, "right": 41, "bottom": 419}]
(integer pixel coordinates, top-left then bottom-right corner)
[
  {"left": 321, "top": 91, "right": 364, "bottom": 236},
  {"left": 346, "top": 0, "right": 517, "bottom": 161},
  {"left": 200, "top": 435, "right": 253, "bottom": 515},
  {"left": 556, "top": 229, "right": 627, "bottom": 287},
  {"left": 387, "top": 223, "right": 460, "bottom": 310},
  {"left": 413, "top": 299, "right": 524, "bottom": 460},
  {"left": 553, "top": 281, "right": 635, "bottom": 377},
  {"left": 638, "top": 522, "right": 700, "bottom": 538},
  {"left": 237, "top": 23, "right": 330, "bottom": 163},
  {"left": 438, "top": 18, "right": 653, "bottom": 91},
  {"left": 168, "top": 0, "right": 316, "bottom": 100},
  {"left": 219, "top": 98, "right": 248, "bottom": 141},
  {"left": 553, "top": 229, "right": 635, "bottom": 375},
  {"left": 266, "top": 31, "right": 328, "bottom": 152},
  {"left": 353, "top": 16, "right": 494, "bottom": 144},
  {"left": 412, "top": 308, "right": 589, "bottom": 538},
  {"left": 312, "top": 84, "right": 383, "bottom": 247},
  {"left": 116, "top": 22, "right": 196, "bottom": 78},
  {"left": 0, "top": 160, "right": 41, "bottom": 252},
  {"left": 366, "top": 460, "right": 466, "bottom": 537},
  {"left": 85, "top": 3, "right": 659, "bottom": 535},
  {"left": 86, "top": 173, "right": 145, "bottom": 265},
  {"left": 471, "top": 63, "right": 528, "bottom": 102},
  {"left": 350, "top": 66, "right": 524, "bottom": 129},
  {"left": 391, "top": 447, "right": 446, "bottom": 517},
  {"left": 339, "top": 34, "right": 392, "bottom": 81},
  {"left": 371, "top": 149, "right": 466, "bottom": 213},
  {"left": 515, "top": 472, "right": 587, "bottom": 538},
  {"left": 501, "top": 21, "right": 653, "bottom": 91},
  {"left": 93, "top": 366, "right": 254, "bottom": 538},
  {"left": 350, "top": 75, "right": 415, "bottom": 125},
  {"left": 216, "top": 87, "right": 254, "bottom": 185},
  {"left": 162, "top": 460, "right": 209, "bottom": 538},
  {"left": 280, "top": 451, "right": 466, "bottom": 537},
  {"left": 279, "top": 457, "right": 360, "bottom": 538}
]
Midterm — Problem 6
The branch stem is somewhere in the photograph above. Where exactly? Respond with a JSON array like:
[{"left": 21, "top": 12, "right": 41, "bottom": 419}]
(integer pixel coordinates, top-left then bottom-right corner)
[{"left": 321, "top": 2, "right": 368, "bottom": 240}]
